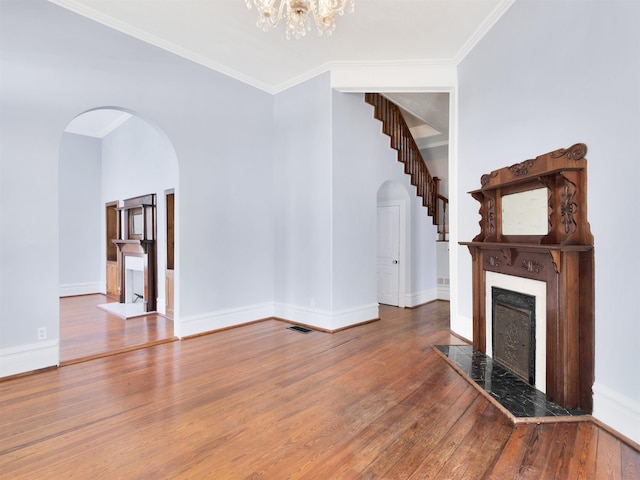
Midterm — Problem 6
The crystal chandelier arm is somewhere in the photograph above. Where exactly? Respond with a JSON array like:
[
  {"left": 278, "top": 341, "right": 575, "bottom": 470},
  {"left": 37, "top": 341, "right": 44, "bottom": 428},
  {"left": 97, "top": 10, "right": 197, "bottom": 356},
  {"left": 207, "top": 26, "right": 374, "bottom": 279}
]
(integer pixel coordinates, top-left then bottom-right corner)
[
  {"left": 246, "top": 0, "right": 287, "bottom": 31},
  {"left": 248, "top": 0, "right": 354, "bottom": 38}
]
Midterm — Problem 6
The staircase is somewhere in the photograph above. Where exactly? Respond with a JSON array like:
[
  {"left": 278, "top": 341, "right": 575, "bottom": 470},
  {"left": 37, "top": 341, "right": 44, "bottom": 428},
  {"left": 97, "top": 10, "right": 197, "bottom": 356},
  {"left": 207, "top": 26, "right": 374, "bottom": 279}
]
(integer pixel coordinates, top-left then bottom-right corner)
[{"left": 365, "top": 93, "right": 448, "bottom": 240}]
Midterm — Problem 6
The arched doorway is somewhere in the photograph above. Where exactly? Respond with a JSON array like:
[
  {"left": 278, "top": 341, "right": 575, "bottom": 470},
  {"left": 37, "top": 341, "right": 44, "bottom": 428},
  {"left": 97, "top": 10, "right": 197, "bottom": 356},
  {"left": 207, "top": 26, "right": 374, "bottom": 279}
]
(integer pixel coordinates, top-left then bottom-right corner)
[{"left": 58, "top": 107, "right": 179, "bottom": 363}]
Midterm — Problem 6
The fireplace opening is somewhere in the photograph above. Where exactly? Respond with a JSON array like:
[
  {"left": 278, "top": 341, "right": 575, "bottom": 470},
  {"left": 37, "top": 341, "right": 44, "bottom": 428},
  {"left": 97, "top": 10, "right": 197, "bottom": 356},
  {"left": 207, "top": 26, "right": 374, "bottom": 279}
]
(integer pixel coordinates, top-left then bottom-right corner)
[{"left": 492, "top": 287, "right": 536, "bottom": 386}]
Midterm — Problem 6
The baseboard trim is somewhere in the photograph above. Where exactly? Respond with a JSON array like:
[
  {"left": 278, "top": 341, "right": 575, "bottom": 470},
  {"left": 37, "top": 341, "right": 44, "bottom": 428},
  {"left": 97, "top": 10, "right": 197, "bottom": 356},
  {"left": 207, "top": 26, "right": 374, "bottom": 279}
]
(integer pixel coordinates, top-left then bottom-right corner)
[
  {"left": 404, "top": 288, "right": 438, "bottom": 308},
  {"left": 0, "top": 340, "right": 59, "bottom": 378},
  {"left": 437, "top": 285, "right": 450, "bottom": 301},
  {"left": 593, "top": 382, "right": 640, "bottom": 446},
  {"left": 177, "top": 302, "right": 273, "bottom": 338},
  {"left": 59, "top": 282, "right": 104, "bottom": 297},
  {"left": 273, "top": 302, "right": 379, "bottom": 331},
  {"left": 179, "top": 301, "right": 380, "bottom": 338}
]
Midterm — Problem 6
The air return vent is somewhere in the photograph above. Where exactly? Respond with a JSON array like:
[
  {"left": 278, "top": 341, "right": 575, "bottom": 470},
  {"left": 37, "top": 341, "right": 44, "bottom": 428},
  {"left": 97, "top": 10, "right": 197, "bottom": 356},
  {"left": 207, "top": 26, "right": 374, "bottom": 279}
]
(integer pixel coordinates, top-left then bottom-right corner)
[{"left": 287, "top": 325, "right": 313, "bottom": 334}]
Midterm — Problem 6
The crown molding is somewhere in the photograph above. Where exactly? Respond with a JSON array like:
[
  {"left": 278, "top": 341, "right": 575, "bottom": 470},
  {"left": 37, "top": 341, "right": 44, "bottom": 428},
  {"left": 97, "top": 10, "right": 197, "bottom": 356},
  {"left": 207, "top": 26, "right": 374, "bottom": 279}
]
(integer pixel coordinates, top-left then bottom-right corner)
[
  {"left": 454, "top": 0, "right": 516, "bottom": 65},
  {"left": 48, "top": 0, "right": 514, "bottom": 95},
  {"left": 48, "top": 0, "right": 275, "bottom": 93}
]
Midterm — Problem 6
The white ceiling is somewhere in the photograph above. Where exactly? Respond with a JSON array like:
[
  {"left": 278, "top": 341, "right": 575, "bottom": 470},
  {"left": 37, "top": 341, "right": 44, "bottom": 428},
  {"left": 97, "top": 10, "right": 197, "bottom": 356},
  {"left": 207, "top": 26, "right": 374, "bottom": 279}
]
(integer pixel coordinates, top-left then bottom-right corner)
[
  {"left": 65, "top": 110, "right": 132, "bottom": 138},
  {"left": 49, "top": 0, "right": 513, "bottom": 93},
  {"left": 54, "top": 0, "right": 513, "bottom": 145}
]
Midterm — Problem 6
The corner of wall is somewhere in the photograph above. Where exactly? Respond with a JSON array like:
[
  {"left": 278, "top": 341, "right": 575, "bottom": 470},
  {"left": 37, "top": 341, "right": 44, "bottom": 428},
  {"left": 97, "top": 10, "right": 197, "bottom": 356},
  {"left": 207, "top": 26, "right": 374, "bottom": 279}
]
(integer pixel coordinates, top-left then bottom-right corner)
[{"left": 593, "top": 382, "right": 640, "bottom": 445}]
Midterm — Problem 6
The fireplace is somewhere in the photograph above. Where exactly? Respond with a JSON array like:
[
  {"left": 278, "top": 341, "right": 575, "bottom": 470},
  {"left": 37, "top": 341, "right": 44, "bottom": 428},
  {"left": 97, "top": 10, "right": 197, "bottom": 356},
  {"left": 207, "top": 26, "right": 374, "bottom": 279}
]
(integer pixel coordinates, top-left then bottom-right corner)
[
  {"left": 124, "top": 255, "right": 145, "bottom": 304},
  {"left": 461, "top": 144, "right": 594, "bottom": 412},
  {"left": 492, "top": 287, "right": 535, "bottom": 385},
  {"left": 112, "top": 193, "right": 157, "bottom": 313}
]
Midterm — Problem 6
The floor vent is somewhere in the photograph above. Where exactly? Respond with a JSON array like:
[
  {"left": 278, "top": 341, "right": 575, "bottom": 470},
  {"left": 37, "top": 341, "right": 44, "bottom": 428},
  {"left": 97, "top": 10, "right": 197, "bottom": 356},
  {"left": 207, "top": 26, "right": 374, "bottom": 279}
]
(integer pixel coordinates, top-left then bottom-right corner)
[{"left": 287, "top": 325, "right": 313, "bottom": 334}]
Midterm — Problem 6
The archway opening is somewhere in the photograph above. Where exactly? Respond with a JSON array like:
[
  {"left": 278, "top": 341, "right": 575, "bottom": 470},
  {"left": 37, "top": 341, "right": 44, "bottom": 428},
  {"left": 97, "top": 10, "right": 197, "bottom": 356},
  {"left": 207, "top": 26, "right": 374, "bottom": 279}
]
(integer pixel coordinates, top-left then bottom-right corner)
[{"left": 58, "top": 107, "right": 179, "bottom": 363}]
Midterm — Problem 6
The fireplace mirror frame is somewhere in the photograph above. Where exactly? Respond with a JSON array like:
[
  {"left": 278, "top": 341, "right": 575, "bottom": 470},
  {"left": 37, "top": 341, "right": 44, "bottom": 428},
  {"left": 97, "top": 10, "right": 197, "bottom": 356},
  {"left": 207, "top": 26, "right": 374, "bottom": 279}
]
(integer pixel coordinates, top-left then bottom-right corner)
[{"left": 460, "top": 143, "right": 594, "bottom": 412}]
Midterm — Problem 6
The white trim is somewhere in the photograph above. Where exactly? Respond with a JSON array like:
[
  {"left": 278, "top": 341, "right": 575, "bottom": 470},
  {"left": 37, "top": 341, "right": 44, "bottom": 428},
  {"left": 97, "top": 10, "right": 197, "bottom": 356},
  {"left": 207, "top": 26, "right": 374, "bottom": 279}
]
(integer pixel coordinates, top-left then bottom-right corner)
[
  {"left": 437, "top": 283, "right": 450, "bottom": 301},
  {"left": 176, "top": 302, "right": 273, "bottom": 339},
  {"left": 59, "top": 282, "right": 104, "bottom": 297},
  {"left": 0, "top": 340, "right": 59, "bottom": 378},
  {"left": 404, "top": 288, "right": 438, "bottom": 308},
  {"left": 156, "top": 296, "right": 167, "bottom": 316},
  {"left": 453, "top": 0, "right": 516, "bottom": 64},
  {"left": 274, "top": 302, "right": 379, "bottom": 331},
  {"left": 48, "top": 0, "right": 514, "bottom": 94},
  {"left": 593, "top": 382, "right": 640, "bottom": 445},
  {"left": 447, "top": 83, "right": 465, "bottom": 340},
  {"left": 178, "top": 302, "right": 379, "bottom": 338},
  {"left": 331, "top": 62, "right": 458, "bottom": 93},
  {"left": 48, "top": 0, "right": 275, "bottom": 93}
]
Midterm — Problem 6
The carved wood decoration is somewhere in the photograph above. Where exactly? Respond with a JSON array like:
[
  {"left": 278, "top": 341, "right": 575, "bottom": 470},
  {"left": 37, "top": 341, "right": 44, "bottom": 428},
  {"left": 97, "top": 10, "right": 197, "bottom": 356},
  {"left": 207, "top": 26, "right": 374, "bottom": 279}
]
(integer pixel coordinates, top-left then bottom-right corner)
[
  {"left": 461, "top": 144, "right": 594, "bottom": 412},
  {"left": 112, "top": 194, "right": 157, "bottom": 313}
]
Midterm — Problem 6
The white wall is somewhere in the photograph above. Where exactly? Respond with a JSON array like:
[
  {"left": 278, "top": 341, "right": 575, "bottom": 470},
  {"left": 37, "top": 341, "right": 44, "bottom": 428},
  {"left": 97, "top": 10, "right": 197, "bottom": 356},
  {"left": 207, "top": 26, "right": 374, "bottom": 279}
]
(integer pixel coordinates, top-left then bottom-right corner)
[
  {"left": 273, "top": 74, "right": 333, "bottom": 323},
  {"left": 59, "top": 133, "right": 102, "bottom": 296},
  {"left": 332, "top": 91, "right": 438, "bottom": 313},
  {"left": 0, "top": 0, "right": 274, "bottom": 373},
  {"left": 271, "top": 79, "right": 440, "bottom": 330},
  {"left": 422, "top": 144, "right": 449, "bottom": 198},
  {"left": 456, "top": 0, "right": 640, "bottom": 443}
]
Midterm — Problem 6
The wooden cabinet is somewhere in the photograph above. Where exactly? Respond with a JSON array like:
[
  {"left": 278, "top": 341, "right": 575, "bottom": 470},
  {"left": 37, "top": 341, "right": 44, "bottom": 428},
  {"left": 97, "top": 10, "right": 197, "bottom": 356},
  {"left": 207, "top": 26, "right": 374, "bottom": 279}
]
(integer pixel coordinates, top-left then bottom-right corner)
[
  {"left": 165, "top": 191, "right": 175, "bottom": 319},
  {"left": 165, "top": 269, "right": 174, "bottom": 319},
  {"left": 105, "top": 201, "right": 120, "bottom": 299},
  {"left": 106, "top": 261, "right": 119, "bottom": 299}
]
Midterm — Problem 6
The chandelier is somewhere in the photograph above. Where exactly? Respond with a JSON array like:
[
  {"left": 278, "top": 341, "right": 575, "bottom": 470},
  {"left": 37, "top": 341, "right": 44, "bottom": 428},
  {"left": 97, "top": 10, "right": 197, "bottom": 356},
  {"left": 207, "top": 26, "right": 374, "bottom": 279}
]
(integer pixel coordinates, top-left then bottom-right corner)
[{"left": 246, "top": 0, "right": 355, "bottom": 40}]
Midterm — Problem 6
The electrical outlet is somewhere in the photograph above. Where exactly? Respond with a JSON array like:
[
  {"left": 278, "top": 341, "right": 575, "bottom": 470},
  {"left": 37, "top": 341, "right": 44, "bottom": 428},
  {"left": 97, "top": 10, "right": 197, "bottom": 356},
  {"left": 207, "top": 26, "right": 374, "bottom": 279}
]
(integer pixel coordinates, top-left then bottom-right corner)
[{"left": 37, "top": 327, "right": 47, "bottom": 340}]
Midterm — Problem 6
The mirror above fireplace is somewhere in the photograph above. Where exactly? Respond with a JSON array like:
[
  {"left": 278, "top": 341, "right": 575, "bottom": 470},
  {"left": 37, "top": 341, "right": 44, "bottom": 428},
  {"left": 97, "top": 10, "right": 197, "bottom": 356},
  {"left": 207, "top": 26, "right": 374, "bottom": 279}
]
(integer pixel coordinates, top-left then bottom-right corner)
[{"left": 501, "top": 187, "right": 548, "bottom": 236}]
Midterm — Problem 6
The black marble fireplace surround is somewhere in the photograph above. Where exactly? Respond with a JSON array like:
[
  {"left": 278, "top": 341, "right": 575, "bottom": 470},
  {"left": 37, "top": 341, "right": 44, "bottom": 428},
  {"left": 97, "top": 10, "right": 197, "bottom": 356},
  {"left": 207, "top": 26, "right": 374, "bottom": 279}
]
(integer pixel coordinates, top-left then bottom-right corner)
[{"left": 435, "top": 345, "right": 587, "bottom": 421}]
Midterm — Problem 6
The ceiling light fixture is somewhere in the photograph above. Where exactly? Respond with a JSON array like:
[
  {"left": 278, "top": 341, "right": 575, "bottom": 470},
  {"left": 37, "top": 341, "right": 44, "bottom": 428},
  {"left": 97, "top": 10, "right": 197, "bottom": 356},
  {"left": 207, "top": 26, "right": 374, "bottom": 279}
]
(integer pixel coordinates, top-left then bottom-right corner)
[{"left": 246, "top": 0, "right": 354, "bottom": 40}]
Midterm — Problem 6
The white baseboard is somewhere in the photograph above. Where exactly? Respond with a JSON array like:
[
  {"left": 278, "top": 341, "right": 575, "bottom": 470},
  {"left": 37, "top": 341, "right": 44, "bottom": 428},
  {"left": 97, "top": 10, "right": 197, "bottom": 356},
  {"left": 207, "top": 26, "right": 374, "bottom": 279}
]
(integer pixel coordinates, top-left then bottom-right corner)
[
  {"left": 593, "top": 382, "right": 640, "bottom": 445},
  {"left": 177, "top": 302, "right": 273, "bottom": 338},
  {"left": 404, "top": 288, "right": 438, "bottom": 308},
  {"left": 437, "top": 285, "right": 450, "bottom": 301},
  {"left": 156, "top": 296, "right": 167, "bottom": 316},
  {"left": 450, "top": 313, "right": 473, "bottom": 343},
  {"left": 59, "top": 282, "right": 104, "bottom": 297},
  {"left": 178, "top": 301, "right": 380, "bottom": 338},
  {"left": 0, "top": 340, "right": 59, "bottom": 378},
  {"left": 274, "top": 302, "right": 379, "bottom": 331}
]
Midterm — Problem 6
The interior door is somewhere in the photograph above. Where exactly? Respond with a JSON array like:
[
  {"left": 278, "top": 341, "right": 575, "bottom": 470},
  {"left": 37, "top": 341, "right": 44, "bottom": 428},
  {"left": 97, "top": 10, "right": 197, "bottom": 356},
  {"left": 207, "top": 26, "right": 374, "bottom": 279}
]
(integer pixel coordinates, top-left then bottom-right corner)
[{"left": 377, "top": 205, "right": 400, "bottom": 306}]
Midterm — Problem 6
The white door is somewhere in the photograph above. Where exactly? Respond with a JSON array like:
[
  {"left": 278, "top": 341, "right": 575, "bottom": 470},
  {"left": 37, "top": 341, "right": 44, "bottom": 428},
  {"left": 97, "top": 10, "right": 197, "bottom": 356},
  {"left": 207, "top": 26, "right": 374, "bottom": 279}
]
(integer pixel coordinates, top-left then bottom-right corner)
[{"left": 377, "top": 205, "right": 400, "bottom": 306}]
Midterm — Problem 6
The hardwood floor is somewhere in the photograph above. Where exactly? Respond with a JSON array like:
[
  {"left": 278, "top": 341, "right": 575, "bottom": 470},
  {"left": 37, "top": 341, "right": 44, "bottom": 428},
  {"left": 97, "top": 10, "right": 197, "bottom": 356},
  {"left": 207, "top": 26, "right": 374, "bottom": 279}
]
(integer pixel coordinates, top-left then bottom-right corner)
[
  {"left": 2, "top": 301, "right": 638, "bottom": 478},
  {"left": 59, "top": 294, "right": 175, "bottom": 365}
]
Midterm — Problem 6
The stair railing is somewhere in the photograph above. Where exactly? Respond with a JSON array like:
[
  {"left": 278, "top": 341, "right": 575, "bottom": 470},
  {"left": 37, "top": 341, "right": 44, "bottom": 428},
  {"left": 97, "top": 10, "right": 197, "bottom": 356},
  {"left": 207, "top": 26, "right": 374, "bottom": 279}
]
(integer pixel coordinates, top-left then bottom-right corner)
[{"left": 365, "top": 93, "right": 448, "bottom": 239}]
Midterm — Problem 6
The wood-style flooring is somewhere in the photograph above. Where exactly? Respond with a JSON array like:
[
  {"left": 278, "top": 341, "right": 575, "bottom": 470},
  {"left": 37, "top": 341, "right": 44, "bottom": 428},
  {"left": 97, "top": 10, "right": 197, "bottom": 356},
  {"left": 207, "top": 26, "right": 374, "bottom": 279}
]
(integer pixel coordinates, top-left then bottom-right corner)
[
  {"left": 2, "top": 301, "right": 639, "bottom": 479},
  {"left": 60, "top": 294, "right": 175, "bottom": 365}
]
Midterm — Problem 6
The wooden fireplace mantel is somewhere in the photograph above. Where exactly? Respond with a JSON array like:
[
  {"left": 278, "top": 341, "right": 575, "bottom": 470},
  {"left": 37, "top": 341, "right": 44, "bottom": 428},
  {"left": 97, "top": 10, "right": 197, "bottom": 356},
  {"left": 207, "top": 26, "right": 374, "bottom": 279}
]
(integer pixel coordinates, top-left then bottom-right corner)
[
  {"left": 460, "top": 144, "right": 594, "bottom": 412},
  {"left": 112, "top": 194, "right": 157, "bottom": 313}
]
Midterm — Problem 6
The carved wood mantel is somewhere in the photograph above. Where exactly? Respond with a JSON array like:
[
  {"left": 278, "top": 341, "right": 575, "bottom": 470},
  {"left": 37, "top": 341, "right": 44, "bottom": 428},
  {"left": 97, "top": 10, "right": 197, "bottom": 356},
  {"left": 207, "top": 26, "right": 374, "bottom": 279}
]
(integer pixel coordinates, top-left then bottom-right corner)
[
  {"left": 460, "top": 144, "right": 594, "bottom": 412},
  {"left": 112, "top": 194, "right": 157, "bottom": 313}
]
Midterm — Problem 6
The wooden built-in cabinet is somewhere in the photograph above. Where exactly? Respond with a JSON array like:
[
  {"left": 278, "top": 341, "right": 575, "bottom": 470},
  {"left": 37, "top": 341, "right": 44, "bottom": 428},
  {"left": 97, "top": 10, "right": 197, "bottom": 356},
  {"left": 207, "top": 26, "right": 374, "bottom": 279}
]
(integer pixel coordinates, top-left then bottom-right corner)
[
  {"left": 165, "top": 191, "right": 175, "bottom": 319},
  {"left": 105, "top": 201, "right": 120, "bottom": 299}
]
